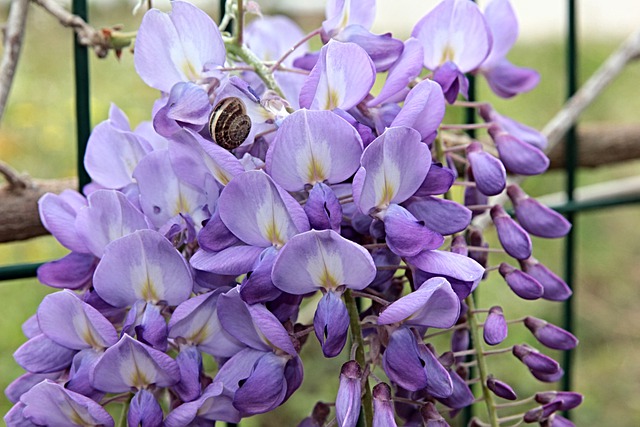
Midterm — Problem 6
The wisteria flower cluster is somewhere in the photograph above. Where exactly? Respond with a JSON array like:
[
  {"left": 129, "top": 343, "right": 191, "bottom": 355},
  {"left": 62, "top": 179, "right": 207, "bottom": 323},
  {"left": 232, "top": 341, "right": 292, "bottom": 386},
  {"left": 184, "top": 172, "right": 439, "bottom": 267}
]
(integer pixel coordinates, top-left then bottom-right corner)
[{"left": 5, "top": 0, "right": 582, "bottom": 426}]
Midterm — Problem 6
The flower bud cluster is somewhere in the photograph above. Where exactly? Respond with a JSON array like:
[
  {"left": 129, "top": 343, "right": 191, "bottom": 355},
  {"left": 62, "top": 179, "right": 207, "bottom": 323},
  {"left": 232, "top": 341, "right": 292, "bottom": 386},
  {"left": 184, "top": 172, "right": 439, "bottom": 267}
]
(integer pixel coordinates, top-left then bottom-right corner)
[{"left": 5, "top": 0, "right": 582, "bottom": 426}]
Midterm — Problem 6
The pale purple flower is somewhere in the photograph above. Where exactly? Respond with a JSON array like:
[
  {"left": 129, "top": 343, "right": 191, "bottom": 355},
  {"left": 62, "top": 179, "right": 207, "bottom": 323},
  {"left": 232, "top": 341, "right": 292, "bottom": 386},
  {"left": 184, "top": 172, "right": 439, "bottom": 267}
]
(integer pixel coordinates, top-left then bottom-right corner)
[{"left": 336, "top": 361, "right": 363, "bottom": 427}]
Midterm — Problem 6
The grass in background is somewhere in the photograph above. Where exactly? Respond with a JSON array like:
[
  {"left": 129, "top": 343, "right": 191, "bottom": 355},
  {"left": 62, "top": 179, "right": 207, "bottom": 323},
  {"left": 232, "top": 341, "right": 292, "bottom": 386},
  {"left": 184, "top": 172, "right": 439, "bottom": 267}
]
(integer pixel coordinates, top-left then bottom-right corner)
[{"left": 1, "top": 3, "right": 640, "bottom": 425}]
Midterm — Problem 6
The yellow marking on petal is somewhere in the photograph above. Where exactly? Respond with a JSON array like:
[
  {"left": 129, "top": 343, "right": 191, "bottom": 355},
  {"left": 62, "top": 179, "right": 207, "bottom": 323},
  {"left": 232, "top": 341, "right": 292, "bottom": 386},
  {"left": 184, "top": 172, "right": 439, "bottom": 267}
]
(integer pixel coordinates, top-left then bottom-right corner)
[
  {"left": 140, "top": 277, "right": 160, "bottom": 303},
  {"left": 318, "top": 266, "right": 340, "bottom": 289},
  {"left": 265, "top": 220, "right": 286, "bottom": 247},
  {"left": 306, "top": 156, "right": 327, "bottom": 185},
  {"left": 324, "top": 89, "right": 341, "bottom": 110},
  {"left": 440, "top": 44, "right": 455, "bottom": 65},
  {"left": 181, "top": 60, "right": 200, "bottom": 82},
  {"left": 173, "top": 190, "right": 191, "bottom": 216}
]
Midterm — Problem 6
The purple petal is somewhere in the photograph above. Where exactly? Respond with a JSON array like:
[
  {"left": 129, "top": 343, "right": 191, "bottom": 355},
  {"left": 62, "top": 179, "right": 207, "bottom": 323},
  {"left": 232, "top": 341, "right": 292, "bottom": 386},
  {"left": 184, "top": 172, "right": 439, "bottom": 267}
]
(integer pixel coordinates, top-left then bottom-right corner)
[
  {"left": 483, "top": 59, "right": 540, "bottom": 98},
  {"left": 246, "top": 15, "right": 307, "bottom": 68},
  {"left": 299, "top": 40, "right": 375, "bottom": 111},
  {"left": 405, "top": 196, "right": 471, "bottom": 235},
  {"left": 266, "top": 109, "right": 363, "bottom": 191},
  {"left": 232, "top": 352, "right": 289, "bottom": 415},
  {"left": 507, "top": 184, "right": 571, "bottom": 238},
  {"left": 524, "top": 317, "right": 578, "bottom": 351},
  {"left": 390, "top": 79, "right": 445, "bottom": 143},
  {"left": 512, "top": 344, "right": 561, "bottom": 375},
  {"left": 482, "top": 0, "right": 518, "bottom": 67},
  {"left": 490, "top": 205, "right": 532, "bottom": 260},
  {"left": 433, "top": 61, "right": 469, "bottom": 103},
  {"left": 197, "top": 211, "right": 240, "bottom": 252},
  {"left": 535, "top": 391, "right": 583, "bottom": 412},
  {"left": 384, "top": 204, "right": 444, "bottom": 257},
  {"left": 414, "top": 162, "right": 456, "bottom": 197},
  {"left": 483, "top": 306, "right": 507, "bottom": 346},
  {"left": 21, "top": 380, "right": 114, "bottom": 427},
  {"left": 413, "top": 0, "right": 491, "bottom": 72},
  {"left": 133, "top": 149, "right": 208, "bottom": 229},
  {"left": 498, "top": 263, "right": 544, "bottom": 300},
  {"left": 436, "top": 369, "right": 474, "bottom": 409},
  {"left": 486, "top": 375, "right": 517, "bottom": 400},
  {"left": 304, "top": 182, "right": 343, "bottom": 232},
  {"left": 134, "top": 0, "right": 225, "bottom": 91},
  {"left": 128, "top": 389, "right": 163, "bottom": 427},
  {"left": 216, "top": 287, "right": 270, "bottom": 352},
  {"left": 75, "top": 189, "right": 150, "bottom": 258},
  {"left": 314, "top": 290, "right": 350, "bottom": 357},
  {"left": 169, "top": 128, "right": 244, "bottom": 187},
  {"left": 153, "top": 82, "right": 211, "bottom": 137},
  {"left": 14, "top": 334, "right": 76, "bottom": 373},
  {"left": 92, "top": 334, "right": 179, "bottom": 392},
  {"left": 65, "top": 349, "right": 104, "bottom": 400},
  {"left": 219, "top": 171, "right": 307, "bottom": 247},
  {"left": 84, "top": 120, "right": 151, "bottom": 189},
  {"left": 467, "top": 142, "right": 506, "bottom": 196},
  {"left": 382, "top": 328, "right": 427, "bottom": 391},
  {"left": 356, "top": 127, "right": 431, "bottom": 214},
  {"left": 5, "top": 372, "right": 62, "bottom": 404},
  {"left": 169, "top": 289, "right": 244, "bottom": 358},
  {"left": 246, "top": 302, "right": 297, "bottom": 356},
  {"left": 479, "top": 105, "right": 547, "bottom": 149},
  {"left": 240, "top": 247, "right": 283, "bottom": 304},
  {"left": 378, "top": 277, "right": 459, "bottom": 329},
  {"left": 36, "top": 252, "right": 97, "bottom": 290},
  {"left": 165, "top": 382, "right": 240, "bottom": 426},
  {"left": 336, "top": 361, "right": 363, "bottom": 427},
  {"left": 93, "top": 229, "right": 193, "bottom": 307},
  {"left": 323, "top": 0, "right": 376, "bottom": 36},
  {"left": 272, "top": 229, "right": 376, "bottom": 294},
  {"left": 368, "top": 37, "right": 424, "bottom": 107},
  {"left": 407, "top": 250, "right": 484, "bottom": 290},
  {"left": 190, "top": 244, "right": 264, "bottom": 275},
  {"left": 419, "top": 345, "right": 454, "bottom": 398},
  {"left": 334, "top": 25, "right": 404, "bottom": 72},
  {"left": 490, "top": 126, "right": 548, "bottom": 175},
  {"left": 37, "top": 190, "right": 88, "bottom": 253},
  {"left": 4, "top": 403, "right": 34, "bottom": 427},
  {"left": 37, "top": 290, "right": 117, "bottom": 350},
  {"left": 173, "top": 346, "right": 203, "bottom": 402}
]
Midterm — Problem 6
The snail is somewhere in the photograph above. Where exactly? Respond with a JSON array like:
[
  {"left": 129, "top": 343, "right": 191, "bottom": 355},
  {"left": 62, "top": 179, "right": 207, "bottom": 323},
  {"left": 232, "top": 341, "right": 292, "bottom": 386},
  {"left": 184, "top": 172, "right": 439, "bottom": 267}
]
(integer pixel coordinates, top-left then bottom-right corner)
[{"left": 208, "top": 97, "right": 252, "bottom": 150}]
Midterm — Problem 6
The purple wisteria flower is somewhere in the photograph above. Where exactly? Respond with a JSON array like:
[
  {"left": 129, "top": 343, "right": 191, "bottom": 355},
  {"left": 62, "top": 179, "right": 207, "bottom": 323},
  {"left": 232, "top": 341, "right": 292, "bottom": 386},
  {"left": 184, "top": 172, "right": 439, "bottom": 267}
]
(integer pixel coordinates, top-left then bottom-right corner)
[{"left": 5, "top": 0, "right": 582, "bottom": 425}]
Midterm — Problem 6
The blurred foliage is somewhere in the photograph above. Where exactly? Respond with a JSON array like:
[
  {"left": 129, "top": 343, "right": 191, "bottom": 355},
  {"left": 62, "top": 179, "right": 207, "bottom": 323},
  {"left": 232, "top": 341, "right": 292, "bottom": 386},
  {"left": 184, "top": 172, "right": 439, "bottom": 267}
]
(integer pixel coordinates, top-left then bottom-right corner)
[{"left": 1, "top": 2, "right": 640, "bottom": 426}]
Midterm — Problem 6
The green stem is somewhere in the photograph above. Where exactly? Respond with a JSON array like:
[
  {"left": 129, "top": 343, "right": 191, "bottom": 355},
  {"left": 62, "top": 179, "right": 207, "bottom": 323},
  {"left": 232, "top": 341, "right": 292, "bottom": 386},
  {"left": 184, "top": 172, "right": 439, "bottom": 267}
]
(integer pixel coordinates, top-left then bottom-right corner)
[
  {"left": 224, "top": 42, "right": 286, "bottom": 99},
  {"left": 465, "top": 294, "right": 500, "bottom": 427},
  {"left": 117, "top": 400, "right": 130, "bottom": 427},
  {"left": 344, "top": 289, "right": 373, "bottom": 427}
]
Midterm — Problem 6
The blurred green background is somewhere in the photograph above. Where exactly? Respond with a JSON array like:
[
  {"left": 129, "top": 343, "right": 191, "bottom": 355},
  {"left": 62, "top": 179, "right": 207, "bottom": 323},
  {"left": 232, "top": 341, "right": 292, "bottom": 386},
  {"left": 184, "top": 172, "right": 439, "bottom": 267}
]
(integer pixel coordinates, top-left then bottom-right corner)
[{"left": 1, "top": 2, "right": 640, "bottom": 426}]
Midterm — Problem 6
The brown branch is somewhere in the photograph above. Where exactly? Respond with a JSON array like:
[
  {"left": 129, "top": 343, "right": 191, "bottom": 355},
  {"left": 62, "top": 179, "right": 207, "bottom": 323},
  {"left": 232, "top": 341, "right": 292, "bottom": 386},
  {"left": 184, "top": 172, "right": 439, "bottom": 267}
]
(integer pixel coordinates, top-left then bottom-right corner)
[
  {"left": 0, "top": 0, "right": 30, "bottom": 123},
  {"left": 0, "top": 174, "right": 77, "bottom": 243},
  {"left": 32, "top": 0, "right": 133, "bottom": 58}
]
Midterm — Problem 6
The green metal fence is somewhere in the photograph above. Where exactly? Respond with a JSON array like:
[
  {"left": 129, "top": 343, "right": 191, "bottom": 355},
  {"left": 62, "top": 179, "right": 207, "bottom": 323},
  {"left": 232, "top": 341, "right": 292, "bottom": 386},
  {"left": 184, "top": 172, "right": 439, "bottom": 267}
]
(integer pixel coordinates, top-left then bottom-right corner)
[{"left": 1, "top": 1, "right": 640, "bottom": 425}]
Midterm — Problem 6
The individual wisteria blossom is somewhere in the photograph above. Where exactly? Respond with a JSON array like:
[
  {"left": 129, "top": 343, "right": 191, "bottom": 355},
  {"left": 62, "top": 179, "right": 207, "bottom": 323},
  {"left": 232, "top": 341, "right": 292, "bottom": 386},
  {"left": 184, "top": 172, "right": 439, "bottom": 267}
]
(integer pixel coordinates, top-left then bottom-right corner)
[{"left": 6, "top": 0, "right": 582, "bottom": 426}]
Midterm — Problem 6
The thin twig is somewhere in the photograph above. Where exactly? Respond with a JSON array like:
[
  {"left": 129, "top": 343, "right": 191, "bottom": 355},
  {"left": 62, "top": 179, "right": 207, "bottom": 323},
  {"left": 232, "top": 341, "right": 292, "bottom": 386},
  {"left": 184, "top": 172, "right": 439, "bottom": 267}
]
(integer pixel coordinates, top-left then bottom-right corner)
[
  {"left": 32, "top": 0, "right": 114, "bottom": 58},
  {"left": 269, "top": 27, "right": 321, "bottom": 73},
  {"left": 0, "top": 0, "right": 29, "bottom": 123},
  {"left": 0, "top": 160, "right": 28, "bottom": 191}
]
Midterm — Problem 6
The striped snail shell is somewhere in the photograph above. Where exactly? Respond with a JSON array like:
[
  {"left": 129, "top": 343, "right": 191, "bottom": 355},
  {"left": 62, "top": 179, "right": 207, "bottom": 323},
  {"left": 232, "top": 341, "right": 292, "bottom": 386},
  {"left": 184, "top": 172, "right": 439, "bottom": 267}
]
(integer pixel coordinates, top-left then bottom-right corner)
[{"left": 209, "top": 97, "right": 252, "bottom": 150}]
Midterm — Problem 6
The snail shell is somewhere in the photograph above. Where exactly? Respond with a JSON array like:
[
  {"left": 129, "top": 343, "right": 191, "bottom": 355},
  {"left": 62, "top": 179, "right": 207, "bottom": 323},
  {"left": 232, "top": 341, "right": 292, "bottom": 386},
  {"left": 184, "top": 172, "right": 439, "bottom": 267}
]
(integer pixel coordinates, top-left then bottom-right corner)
[{"left": 209, "top": 97, "right": 252, "bottom": 150}]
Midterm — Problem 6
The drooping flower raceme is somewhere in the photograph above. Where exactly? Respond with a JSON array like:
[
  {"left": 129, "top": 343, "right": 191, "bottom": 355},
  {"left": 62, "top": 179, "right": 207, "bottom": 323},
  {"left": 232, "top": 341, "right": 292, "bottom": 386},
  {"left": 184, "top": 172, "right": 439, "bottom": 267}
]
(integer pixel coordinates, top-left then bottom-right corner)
[{"left": 5, "top": 1, "right": 581, "bottom": 426}]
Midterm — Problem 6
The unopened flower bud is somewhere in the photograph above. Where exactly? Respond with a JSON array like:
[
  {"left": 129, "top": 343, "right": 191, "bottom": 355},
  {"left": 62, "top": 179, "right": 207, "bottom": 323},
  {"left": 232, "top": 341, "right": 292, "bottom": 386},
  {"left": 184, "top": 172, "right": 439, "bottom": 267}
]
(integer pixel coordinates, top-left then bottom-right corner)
[
  {"left": 507, "top": 184, "right": 571, "bottom": 238},
  {"left": 336, "top": 361, "right": 363, "bottom": 427},
  {"left": 535, "top": 391, "right": 583, "bottom": 411},
  {"left": 499, "top": 263, "right": 544, "bottom": 300},
  {"left": 483, "top": 306, "right": 507, "bottom": 346},
  {"left": 490, "top": 205, "right": 532, "bottom": 260},
  {"left": 540, "top": 414, "right": 576, "bottom": 427},
  {"left": 466, "top": 142, "right": 506, "bottom": 196},
  {"left": 520, "top": 257, "right": 572, "bottom": 301},
  {"left": 486, "top": 375, "right": 517, "bottom": 400},
  {"left": 523, "top": 400, "right": 562, "bottom": 423},
  {"left": 524, "top": 317, "right": 578, "bottom": 350},
  {"left": 488, "top": 125, "right": 549, "bottom": 176},
  {"left": 532, "top": 366, "right": 565, "bottom": 383},
  {"left": 512, "top": 344, "right": 561, "bottom": 376},
  {"left": 372, "top": 383, "right": 397, "bottom": 427},
  {"left": 468, "top": 228, "right": 488, "bottom": 268},
  {"left": 420, "top": 401, "right": 449, "bottom": 426}
]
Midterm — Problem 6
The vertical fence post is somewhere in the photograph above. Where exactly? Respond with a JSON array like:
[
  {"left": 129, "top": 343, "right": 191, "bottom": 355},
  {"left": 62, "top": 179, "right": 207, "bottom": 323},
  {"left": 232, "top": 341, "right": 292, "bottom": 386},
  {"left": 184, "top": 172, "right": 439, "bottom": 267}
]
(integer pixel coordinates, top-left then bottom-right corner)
[
  {"left": 72, "top": 0, "right": 91, "bottom": 190},
  {"left": 563, "top": 0, "right": 578, "bottom": 413}
]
